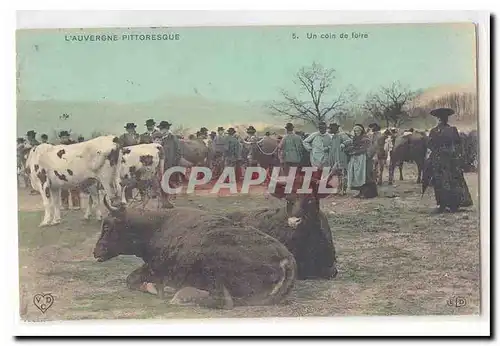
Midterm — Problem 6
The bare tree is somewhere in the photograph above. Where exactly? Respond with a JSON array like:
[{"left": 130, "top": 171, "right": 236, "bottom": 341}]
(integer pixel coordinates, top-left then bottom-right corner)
[
  {"left": 363, "top": 81, "right": 419, "bottom": 128},
  {"left": 268, "top": 62, "right": 355, "bottom": 126}
]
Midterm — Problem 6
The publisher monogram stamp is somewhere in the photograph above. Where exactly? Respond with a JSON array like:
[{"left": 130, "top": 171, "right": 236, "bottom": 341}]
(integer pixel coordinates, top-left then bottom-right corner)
[{"left": 33, "top": 293, "right": 54, "bottom": 313}]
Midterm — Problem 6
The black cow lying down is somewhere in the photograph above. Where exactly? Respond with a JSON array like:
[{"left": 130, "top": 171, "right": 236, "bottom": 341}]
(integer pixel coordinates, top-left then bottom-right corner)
[
  {"left": 93, "top": 197, "right": 297, "bottom": 309},
  {"left": 225, "top": 193, "right": 337, "bottom": 280}
]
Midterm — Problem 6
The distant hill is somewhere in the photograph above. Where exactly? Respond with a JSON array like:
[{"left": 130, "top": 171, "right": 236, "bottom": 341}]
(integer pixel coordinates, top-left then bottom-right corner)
[
  {"left": 17, "top": 84, "right": 479, "bottom": 139},
  {"left": 16, "top": 95, "right": 281, "bottom": 139}
]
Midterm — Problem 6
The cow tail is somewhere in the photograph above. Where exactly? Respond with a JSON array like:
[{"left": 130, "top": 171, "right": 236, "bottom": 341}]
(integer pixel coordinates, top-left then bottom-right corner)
[{"left": 264, "top": 255, "right": 297, "bottom": 305}]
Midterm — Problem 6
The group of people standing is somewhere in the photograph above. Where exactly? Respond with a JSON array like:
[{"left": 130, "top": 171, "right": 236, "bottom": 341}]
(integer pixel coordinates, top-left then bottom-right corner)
[
  {"left": 278, "top": 121, "right": 378, "bottom": 198},
  {"left": 17, "top": 107, "right": 474, "bottom": 213}
]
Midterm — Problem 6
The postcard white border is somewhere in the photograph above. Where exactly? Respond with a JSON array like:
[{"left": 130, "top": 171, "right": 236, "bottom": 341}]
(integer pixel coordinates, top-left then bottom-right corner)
[{"left": 3, "top": 9, "right": 491, "bottom": 338}]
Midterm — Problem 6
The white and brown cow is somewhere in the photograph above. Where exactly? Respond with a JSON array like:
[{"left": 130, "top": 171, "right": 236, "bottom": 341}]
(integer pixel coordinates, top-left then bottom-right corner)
[
  {"left": 25, "top": 136, "right": 122, "bottom": 227},
  {"left": 117, "top": 143, "right": 165, "bottom": 205}
]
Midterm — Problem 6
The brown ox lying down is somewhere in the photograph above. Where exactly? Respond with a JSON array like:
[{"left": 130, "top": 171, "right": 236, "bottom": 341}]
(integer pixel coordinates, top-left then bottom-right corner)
[{"left": 93, "top": 197, "right": 297, "bottom": 309}]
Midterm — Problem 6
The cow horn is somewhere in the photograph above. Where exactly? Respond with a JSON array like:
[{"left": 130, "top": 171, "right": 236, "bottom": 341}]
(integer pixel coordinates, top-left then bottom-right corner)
[{"left": 103, "top": 194, "right": 123, "bottom": 214}]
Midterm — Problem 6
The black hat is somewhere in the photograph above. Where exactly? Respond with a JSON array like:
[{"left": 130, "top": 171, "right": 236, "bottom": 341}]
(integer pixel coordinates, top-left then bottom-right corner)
[
  {"left": 158, "top": 121, "right": 172, "bottom": 129},
  {"left": 329, "top": 123, "right": 340, "bottom": 129},
  {"left": 59, "top": 130, "right": 70, "bottom": 137},
  {"left": 368, "top": 123, "right": 381, "bottom": 131},
  {"left": 217, "top": 126, "right": 225, "bottom": 131},
  {"left": 265, "top": 131, "right": 271, "bottom": 136},
  {"left": 430, "top": 108, "right": 455, "bottom": 118},
  {"left": 285, "top": 123, "right": 294, "bottom": 130},
  {"left": 210, "top": 131, "right": 216, "bottom": 135},
  {"left": 145, "top": 119, "right": 156, "bottom": 126},
  {"left": 26, "top": 130, "right": 36, "bottom": 137},
  {"left": 246, "top": 126, "right": 256, "bottom": 133},
  {"left": 41, "top": 134, "right": 48, "bottom": 139},
  {"left": 200, "top": 127, "right": 208, "bottom": 133},
  {"left": 124, "top": 122, "right": 137, "bottom": 129},
  {"left": 227, "top": 127, "right": 236, "bottom": 134}
]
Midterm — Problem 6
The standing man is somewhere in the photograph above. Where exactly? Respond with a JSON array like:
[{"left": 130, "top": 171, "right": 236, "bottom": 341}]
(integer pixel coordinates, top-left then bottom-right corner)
[
  {"left": 245, "top": 126, "right": 257, "bottom": 141},
  {"left": 328, "top": 123, "right": 351, "bottom": 195},
  {"left": 17, "top": 138, "right": 28, "bottom": 188},
  {"left": 139, "top": 119, "right": 160, "bottom": 144},
  {"left": 303, "top": 122, "right": 333, "bottom": 178},
  {"left": 40, "top": 134, "right": 49, "bottom": 144},
  {"left": 224, "top": 127, "right": 242, "bottom": 182},
  {"left": 24, "top": 130, "right": 40, "bottom": 194},
  {"left": 156, "top": 121, "right": 181, "bottom": 208},
  {"left": 26, "top": 130, "right": 40, "bottom": 148},
  {"left": 277, "top": 123, "right": 305, "bottom": 175},
  {"left": 367, "top": 123, "right": 387, "bottom": 185},
  {"left": 58, "top": 130, "right": 81, "bottom": 210},
  {"left": 119, "top": 123, "right": 140, "bottom": 147},
  {"left": 212, "top": 126, "right": 227, "bottom": 179}
]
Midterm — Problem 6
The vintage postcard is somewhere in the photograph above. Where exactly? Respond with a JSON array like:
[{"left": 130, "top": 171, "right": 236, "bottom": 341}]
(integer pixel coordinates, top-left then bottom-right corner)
[{"left": 14, "top": 15, "right": 487, "bottom": 335}]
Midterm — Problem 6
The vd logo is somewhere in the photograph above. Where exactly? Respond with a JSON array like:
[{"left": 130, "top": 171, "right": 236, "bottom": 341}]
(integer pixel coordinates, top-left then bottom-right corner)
[
  {"left": 446, "top": 296, "right": 467, "bottom": 308},
  {"left": 33, "top": 293, "right": 54, "bottom": 313}
]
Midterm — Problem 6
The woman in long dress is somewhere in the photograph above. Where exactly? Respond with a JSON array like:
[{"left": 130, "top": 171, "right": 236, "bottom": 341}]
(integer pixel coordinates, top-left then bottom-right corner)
[
  {"left": 344, "top": 124, "right": 378, "bottom": 198},
  {"left": 425, "top": 108, "right": 473, "bottom": 212}
]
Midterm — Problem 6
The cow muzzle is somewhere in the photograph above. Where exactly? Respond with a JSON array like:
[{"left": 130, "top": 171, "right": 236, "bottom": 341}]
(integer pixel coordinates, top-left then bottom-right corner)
[{"left": 287, "top": 217, "right": 302, "bottom": 229}]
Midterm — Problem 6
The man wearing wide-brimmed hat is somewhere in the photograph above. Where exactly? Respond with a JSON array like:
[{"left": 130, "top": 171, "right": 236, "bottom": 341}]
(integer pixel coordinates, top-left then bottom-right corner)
[
  {"left": 155, "top": 121, "right": 181, "bottom": 208},
  {"left": 119, "top": 123, "right": 140, "bottom": 147},
  {"left": 58, "top": 130, "right": 81, "bottom": 209},
  {"left": 59, "top": 130, "right": 76, "bottom": 145},
  {"left": 211, "top": 126, "right": 227, "bottom": 178},
  {"left": 423, "top": 107, "right": 473, "bottom": 213},
  {"left": 26, "top": 130, "right": 40, "bottom": 147},
  {"left": 139, "top": 119, "right": 160, "bottom": 144},
  {"left": 303, "top": 121, "right": 332, "bottom": 169},
  {"left": 224, "top": 127, "right": 242, "bottom": 181},
  {"left": 22, "top": 131, "right": 40, "bottom": 194},
  {"left": 277, "top": 122, "right": 305, "bottom": 175},
  {"left": 327, "top": 123, "right": 350, "bottom": 194}
]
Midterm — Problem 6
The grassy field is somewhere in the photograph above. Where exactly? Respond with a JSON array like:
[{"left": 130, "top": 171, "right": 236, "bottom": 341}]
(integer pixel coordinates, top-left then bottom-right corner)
[{"left": 18, "top": 165, "right": 481, "bottom": 321}]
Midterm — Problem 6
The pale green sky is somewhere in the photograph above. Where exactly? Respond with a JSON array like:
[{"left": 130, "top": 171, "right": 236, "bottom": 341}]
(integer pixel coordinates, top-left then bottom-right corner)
[{"left": 17, "top": 23, "right": 476, "bottom": 104}]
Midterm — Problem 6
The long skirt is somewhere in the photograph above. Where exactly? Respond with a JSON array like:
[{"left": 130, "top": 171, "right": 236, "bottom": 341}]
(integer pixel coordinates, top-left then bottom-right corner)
[
  {"left": 347, "top": 153, "right": 378, "bottom": 198},
  {"left": 430, "top": 152, "right": 473, "bottom": 210}
]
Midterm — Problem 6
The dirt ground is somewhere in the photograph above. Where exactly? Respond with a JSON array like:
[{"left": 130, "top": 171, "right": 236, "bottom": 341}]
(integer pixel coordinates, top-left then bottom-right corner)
[{"left": 17, "top": 164, "right": 481, "bottom": 321}]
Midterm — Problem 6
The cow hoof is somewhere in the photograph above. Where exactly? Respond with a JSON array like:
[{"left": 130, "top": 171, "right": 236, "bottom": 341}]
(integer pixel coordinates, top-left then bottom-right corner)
[
  {"left": 139, "top": 282, "right": 158, "bottom": 295},
  {"left": 39, "top": 222, "right": 50, "bottom": 228},
  {"left": 170, "top": 287, "right": 210, "bottom": 306},
  {"left": 51, "top": 220, "right": 61, "bottom": 226}
]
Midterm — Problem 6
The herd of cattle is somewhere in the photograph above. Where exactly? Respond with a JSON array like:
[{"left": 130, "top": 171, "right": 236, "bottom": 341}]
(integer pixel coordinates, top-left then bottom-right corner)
[{"left": 19, "top": 125, "right": 478, "bottom": 309}]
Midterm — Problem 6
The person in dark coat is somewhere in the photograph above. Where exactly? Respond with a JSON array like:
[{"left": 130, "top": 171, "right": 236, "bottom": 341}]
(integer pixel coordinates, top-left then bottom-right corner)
[
  {"left": 139, "top": 119, "right": 160, "bottom": 144},
  {"left": 78, "top": 136, "right": 85, "bottom": 143},
  {"left": 424, "top": 108, "right": 473, "bottom": 213},
  {"left": 26, "top": 130, "right": 40, "bottom": 147},
  {"left": 224, "top": 127, "right": 242, "bottom": 182},
  {"left": 58, "top": 130, "right": 81, "bottom": 209},
  {"left": 155, "top": 121, "right": 181, "bottom": 208},
  {"left": 277, "top": 123, "right": 305, "bottom": 175},
  {"left": 40, "top": 134, "right": 49, "bottom": 144},
  {"left": 119, "top": 123, "right": 140, "bottom": 147}
]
